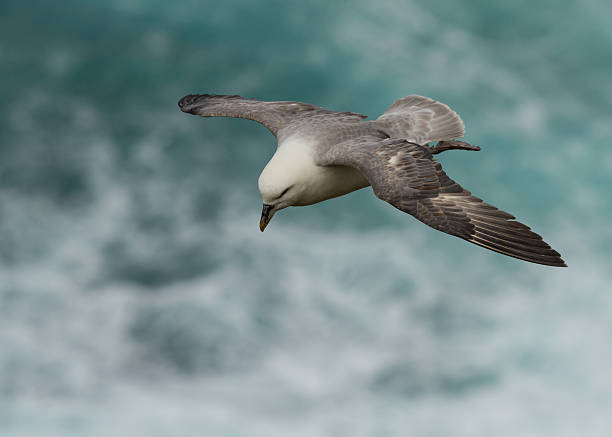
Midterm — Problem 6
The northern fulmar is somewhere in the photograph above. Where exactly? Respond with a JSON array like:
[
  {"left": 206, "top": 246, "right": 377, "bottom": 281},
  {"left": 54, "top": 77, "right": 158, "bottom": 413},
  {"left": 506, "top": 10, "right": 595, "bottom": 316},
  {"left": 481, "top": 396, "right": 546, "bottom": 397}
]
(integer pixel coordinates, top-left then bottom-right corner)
[{"left": 178, "top": 93, "right": 566, "bottom": 267}]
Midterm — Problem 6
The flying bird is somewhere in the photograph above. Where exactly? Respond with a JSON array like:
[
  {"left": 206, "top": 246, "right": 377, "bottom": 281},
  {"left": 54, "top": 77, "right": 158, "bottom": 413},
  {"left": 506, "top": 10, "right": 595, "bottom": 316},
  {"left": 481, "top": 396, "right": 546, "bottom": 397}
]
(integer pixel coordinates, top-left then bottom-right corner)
[{"left": 178, "top": 93, "right": 566, "bottom": 267}]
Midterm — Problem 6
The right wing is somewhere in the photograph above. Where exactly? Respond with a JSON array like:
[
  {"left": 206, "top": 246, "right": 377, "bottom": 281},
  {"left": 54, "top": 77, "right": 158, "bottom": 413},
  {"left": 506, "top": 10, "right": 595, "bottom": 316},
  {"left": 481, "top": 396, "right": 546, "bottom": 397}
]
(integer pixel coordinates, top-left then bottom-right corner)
[
  {"left": 178, "top": 94, "right": 367, "bottom": 138},
  {"left": 317, "top": 136, "right": 566, "bottom": 267}
]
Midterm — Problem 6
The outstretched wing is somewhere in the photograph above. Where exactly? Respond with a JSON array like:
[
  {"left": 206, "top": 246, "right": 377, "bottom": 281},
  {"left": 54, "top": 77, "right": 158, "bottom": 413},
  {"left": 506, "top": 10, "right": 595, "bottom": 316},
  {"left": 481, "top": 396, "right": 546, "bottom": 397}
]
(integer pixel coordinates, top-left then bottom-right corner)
[
  {"left": 374, "top": 95, "right": 465, "bottom": 144},
  {"left": 178, "top": 94, "right": 367, "bottom": 138},
  {"left": 317, "top": 136, "right": 566, "bottom": 267}
]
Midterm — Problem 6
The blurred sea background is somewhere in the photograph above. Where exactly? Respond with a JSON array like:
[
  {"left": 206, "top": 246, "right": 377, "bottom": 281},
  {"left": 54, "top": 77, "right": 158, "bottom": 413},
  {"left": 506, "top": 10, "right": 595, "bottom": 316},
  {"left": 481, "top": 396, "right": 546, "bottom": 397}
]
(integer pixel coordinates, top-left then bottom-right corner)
[{"left": 2, "top": 1, "right": 612, "bottom": 436}]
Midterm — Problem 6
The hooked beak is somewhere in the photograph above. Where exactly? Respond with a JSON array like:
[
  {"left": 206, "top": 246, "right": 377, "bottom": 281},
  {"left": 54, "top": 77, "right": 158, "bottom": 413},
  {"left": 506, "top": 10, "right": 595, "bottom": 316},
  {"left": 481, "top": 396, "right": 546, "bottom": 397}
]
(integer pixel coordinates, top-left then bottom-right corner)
[{"left": 259, "top": 204, "right": 274, "bottom": 232}]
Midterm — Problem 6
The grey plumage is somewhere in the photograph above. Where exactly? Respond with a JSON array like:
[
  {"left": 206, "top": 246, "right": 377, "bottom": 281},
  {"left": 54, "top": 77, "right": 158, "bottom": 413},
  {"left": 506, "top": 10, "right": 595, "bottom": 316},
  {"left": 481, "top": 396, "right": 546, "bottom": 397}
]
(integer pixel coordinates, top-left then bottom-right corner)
[
  {"left": 179, "top": 93, "right": 566, "bottom": 267},
  {"left": 375, "top": 95, "right": 465, "bottom": 143},
  {"left": 178, "top": 94, "right": 367, "bottom": 139},
  {"left": 317, "top": 136, "right": 565, "bottom": 267}
]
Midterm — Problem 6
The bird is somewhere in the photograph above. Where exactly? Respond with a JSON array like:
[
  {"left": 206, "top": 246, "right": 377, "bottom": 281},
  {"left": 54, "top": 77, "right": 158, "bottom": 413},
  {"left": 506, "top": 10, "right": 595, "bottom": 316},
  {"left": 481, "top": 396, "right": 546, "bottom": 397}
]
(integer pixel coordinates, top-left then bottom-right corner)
[{"left": 178, "top": 93, "right": 566, "bottom": 267}]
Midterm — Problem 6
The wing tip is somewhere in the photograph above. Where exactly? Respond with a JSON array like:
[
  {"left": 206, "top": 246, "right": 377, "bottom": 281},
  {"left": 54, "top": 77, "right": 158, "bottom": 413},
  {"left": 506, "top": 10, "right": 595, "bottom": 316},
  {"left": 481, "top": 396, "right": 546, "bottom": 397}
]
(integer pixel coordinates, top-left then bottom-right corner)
[
  {"left": 177, "top": 94, "right": 195, "bottom": 112},
  {"left": 178, "top": 93, "right": 243, "bottom": 113},
  {"left": 534, "top": 257, "right": 567, "bottom": 267},
  {"left": 534, "top": 255, "right": 567, "bottom": 267},
  {"left": 469, "top": 235, "right": 568, "bottom": 267}
]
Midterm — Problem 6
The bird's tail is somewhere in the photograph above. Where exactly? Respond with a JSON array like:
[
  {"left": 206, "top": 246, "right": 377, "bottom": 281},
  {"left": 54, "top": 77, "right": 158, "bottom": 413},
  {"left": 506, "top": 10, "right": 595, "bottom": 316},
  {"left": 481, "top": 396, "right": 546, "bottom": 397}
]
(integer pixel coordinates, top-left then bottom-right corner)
[{"left": 430, "top": 140, "right": 481, "bottom": 154}]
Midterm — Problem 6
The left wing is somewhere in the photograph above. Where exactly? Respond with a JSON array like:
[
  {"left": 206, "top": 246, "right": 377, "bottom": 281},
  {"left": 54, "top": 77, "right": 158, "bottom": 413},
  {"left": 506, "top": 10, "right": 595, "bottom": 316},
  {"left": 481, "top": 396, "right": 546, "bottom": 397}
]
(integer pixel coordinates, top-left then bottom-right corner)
[
  {"left": 317, "top": 136, "right": 566, "bottom": 267},
  {"left": 178, "top": 94, "right": 366, "bottom": 138}
]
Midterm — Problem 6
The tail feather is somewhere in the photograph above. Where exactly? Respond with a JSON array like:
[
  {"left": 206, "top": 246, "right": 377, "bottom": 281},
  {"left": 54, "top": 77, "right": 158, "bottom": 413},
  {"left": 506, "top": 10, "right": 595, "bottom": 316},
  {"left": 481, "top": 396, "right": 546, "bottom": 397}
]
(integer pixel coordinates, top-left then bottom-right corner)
[{"left": 430, "top": 140, "right": 481, "bottom": 154}]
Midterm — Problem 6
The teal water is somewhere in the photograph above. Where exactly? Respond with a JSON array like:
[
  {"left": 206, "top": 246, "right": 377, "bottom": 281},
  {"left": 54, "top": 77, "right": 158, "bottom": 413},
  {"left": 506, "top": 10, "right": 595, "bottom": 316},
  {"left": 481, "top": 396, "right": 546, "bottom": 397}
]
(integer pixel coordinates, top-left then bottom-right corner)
[{"left": 1, "top": 1, "right": 612, "bottom": 436}]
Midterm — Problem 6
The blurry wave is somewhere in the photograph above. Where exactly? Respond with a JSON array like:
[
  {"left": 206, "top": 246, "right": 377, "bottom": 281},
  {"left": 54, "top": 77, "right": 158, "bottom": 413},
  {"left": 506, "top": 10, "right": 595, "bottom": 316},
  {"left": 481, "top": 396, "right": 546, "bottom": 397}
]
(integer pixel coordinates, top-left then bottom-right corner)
[{"left": 1, "top": 0, "right": 612, "bottom": 436}]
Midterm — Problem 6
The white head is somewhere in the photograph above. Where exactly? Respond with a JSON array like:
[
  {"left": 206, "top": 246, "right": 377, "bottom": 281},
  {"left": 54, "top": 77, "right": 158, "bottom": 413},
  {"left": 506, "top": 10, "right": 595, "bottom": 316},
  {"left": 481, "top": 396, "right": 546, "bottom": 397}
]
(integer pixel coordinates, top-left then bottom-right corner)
[
  {"left": 257, "top": 135, "right": 324, "bottom": 231},
  {"left": 257, "top": 149, "right": 303, "bottom": 231}
]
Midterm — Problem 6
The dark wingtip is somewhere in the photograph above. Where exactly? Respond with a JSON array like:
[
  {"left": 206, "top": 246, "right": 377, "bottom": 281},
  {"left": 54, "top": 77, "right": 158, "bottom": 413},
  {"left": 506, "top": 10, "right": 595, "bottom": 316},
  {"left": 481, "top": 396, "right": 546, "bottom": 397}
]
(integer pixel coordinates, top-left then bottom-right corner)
[
  {"left": 547, "top": 250, "right": 567, "bottom": 267},
  {"left": 533, "top": 253, "right": 567, "bottom": 267},
  {"left": 178, "top": 94, "right": 199, "bottom": 113},
  {"left": 178, "top": 93, "right": 243, "bottom": 113}
]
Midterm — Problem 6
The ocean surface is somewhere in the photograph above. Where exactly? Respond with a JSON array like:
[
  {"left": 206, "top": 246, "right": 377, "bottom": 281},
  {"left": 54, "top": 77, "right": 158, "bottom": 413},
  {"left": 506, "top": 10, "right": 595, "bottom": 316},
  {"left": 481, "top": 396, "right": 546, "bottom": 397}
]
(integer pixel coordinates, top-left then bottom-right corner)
[{"left": 2, "top": 1, "right": 612, "bottom": 436}]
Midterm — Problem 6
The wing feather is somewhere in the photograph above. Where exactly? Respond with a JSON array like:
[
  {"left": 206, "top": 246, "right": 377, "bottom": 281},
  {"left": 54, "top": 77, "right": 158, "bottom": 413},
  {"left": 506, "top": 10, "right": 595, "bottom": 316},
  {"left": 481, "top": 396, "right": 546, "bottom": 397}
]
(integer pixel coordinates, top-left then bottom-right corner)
[
  {"left": 317, "top": 136, "right": 566, "bottom": 267},
  {"left": 178, "top": 94, "right": 366, "bottom": 137},
  {"left": 375, "top": 95, "right": 465, "bottom": 144}
]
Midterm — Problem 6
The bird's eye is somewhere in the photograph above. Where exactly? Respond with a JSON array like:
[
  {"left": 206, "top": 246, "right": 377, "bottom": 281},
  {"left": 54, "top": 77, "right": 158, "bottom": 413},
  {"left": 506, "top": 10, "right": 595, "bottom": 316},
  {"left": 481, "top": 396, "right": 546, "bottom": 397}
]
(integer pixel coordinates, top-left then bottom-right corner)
[{"left": 277, "top": 186, "right": 292, "bottom": 199}]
